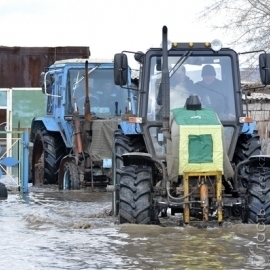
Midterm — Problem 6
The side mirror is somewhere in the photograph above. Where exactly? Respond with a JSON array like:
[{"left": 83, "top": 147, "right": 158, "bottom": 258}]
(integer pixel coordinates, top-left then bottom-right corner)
[
  {"left": 40, "top": 72, "right": 45, "bottom": 93},
  {"left": 114, "top": 53, "right": 128, "bottom": 86},
  {"left": 259, "top": 53, "right": 270, "bottom": 85},
  {"left": 40, "top": 71, "right": 53, "bottom": 94}
]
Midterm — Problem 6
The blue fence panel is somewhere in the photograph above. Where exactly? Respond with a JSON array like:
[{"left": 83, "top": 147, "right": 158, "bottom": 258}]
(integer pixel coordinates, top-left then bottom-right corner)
[{"left": 0, "top": 131, "right": 29, "bottom": 193}]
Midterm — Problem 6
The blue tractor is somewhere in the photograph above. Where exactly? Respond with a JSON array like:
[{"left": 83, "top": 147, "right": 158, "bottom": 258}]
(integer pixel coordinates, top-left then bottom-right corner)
[
  {"left": 110, "top": 26, "right": 270, "bottom": 225},
  {"left": 30, "top": 58, "right": 136, "bottom": 189}
]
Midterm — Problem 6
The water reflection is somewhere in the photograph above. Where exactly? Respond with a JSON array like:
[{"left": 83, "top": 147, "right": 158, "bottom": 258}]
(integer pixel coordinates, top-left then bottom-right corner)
[{"left": 0, "top": 187, "right": 269, "bottom": 269}]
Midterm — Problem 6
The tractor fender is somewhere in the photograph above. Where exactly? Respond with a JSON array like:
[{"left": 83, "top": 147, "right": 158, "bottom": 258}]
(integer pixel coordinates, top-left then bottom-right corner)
[
  {"left": 235, "top": 154, "right": 270, "bottom": 172},
  {"left": 241, "top": 121, "right": 256, "bottom": 134},
  {"left": 235, "top": 155, "right": 270, "bottom": 189},
  {"left": 247, "top": 155, "right": 270, "bottom": 166},
  {"left": 119, "top": 122, "right": 142, "bottom": 135},
  {"left": 30, "top": 117, "right": 60, "bottom": 142},
  {"left": 122, "top": 152, "right": 153, "bottom": 166}
]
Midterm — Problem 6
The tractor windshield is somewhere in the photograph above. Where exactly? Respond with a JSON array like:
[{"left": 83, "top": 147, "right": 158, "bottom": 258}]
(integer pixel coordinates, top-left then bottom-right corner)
[
  {"left": 148, "top": 55, "right": 236, "bottom": 122},
  {"left": 66, "top": 68, "right": 130, "bottom": 118}
]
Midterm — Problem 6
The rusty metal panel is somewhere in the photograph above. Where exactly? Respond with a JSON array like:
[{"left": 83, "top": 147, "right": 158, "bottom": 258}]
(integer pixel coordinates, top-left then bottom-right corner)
[{"left": 0, "top": 46, "right": 90, "bottom": 88}]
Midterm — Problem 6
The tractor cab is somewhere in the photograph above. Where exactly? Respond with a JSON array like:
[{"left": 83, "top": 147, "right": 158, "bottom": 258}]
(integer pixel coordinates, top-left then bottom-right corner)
[
  {"left": 40, "top": 59, "right": 132, "bottom": 120},
  {"left": 114, "top": 38, "right": 270, "bottom": 161}
]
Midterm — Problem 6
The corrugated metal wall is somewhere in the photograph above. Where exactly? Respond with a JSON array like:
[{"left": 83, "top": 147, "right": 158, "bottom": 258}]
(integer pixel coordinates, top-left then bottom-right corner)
[{"left": 0, "top": 46, "right": 90, "bottom": 88}]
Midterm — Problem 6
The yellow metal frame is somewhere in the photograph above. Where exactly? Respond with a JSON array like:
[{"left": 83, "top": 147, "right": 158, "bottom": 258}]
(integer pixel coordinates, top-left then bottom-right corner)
[{"left": 183, "top": 171, "right": 223, "bottom": 224}]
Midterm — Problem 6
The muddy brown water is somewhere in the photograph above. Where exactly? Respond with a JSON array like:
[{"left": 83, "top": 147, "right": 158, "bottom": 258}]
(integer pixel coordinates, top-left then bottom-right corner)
[{"left": 0, "top": 185, "right": 269, "bottom": 270}]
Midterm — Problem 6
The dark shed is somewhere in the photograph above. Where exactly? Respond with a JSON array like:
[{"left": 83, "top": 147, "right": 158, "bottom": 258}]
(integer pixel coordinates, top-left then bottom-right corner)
[{"left": 0, "top": 46, "right": 90, "bottom": 88}]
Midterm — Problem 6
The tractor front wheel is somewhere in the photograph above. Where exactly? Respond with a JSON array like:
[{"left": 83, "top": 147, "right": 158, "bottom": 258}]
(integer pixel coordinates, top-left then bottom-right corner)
[
  {"left": 118, "top": 165, "right": 155, "bottom": 224},
  {"left": 245, "top": 166, "right": 270, "bottom": 224},
  {"left": 59, "top": 160, "right": 80, "bottom": 190}
]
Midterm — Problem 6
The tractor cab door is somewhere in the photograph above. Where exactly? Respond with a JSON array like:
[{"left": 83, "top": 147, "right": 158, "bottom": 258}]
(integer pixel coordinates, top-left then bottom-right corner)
[{"left": 40, "top": 70, "right": 62, "bottom": 115}]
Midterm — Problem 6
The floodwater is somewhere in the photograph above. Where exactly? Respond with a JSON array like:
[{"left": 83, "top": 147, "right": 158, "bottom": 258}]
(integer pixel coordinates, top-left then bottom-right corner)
[{"left": 1, "top": 184, "right": 270, "bottom": 270}]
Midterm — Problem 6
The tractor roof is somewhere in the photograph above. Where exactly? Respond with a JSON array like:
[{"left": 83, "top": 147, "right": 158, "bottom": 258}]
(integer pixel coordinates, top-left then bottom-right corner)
[{"left": 53, "top": 58, "right": 114, "bottom": 65}]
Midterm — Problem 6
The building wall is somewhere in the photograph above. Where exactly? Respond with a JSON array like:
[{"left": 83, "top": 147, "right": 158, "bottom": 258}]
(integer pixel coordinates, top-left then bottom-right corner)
[{"left": 0, "top": 46, "right": 90, "bottom": 88}]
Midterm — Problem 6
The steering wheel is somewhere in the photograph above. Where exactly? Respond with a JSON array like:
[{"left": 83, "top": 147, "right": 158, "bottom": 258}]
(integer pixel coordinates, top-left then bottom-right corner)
[{"left": 76, "top": 95, "right": 99, "bottom": 111}]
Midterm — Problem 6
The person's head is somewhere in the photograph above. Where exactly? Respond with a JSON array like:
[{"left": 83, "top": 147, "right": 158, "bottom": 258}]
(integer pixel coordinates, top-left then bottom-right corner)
[
  {"left": 175, "top": 65, "right": 186, "bottom": 83},
  {"left": 201, "top": 65, "right": 216, "bottom": 85}
]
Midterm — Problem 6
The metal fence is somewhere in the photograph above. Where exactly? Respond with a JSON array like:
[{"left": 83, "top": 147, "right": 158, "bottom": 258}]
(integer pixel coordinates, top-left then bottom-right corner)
[{"left": 0, "top": 131, "right": 29, "bottom": 193}]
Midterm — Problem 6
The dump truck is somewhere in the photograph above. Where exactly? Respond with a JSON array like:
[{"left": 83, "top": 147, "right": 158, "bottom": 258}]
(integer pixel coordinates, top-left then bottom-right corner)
[
  {"left": 30, "top": 58, "right": 136, "bottom": 189},
  {"left": 109, "top": 25, "right": 270, "bottom": 225}
]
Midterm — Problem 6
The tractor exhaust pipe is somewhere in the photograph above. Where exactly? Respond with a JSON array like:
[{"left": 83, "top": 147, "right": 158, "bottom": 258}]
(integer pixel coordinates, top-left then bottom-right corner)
[
  {"left": 160, "top": 26, "right": 171, "bottom": 193},
  {"left": 84, "top": 61, "right": 91, "bottom": 123},
  {"left": 161, "top": 26, "right": 170, "bottom": 139},
  {"left": 84, "top": 60, "right": 93, "bottom": 142},
  {"left": 73, "top": 98, "right": 83, "bottom": 154}
]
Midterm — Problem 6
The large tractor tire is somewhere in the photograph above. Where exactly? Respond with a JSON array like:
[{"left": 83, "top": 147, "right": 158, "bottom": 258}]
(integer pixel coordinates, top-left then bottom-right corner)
[
  {"left": 233, "top": 133, "right": 261, "bottom": 187},
  {"left": 0, "top": 182, "right": 8, "bottom": 199},
  {"left": 32, "top": 127, "right": 66, "bottom": 185},
  {"left": 61, "top": 160, "right": 80, "bottom": 190},
  {"left": 233, "top": 133, "right": 261, "bottom": 163},
  {"left": 112, "top": 130, "right": 146, "bottom": 216},
  {"left": 233, "top": 132, "right": 267, "bottom": 223},
  {"left": 119, "top": 165, "right": 153, "bottom": 224},
  {"left": 245, "top": 166, "right": 270, "bottom": 224},
  {"left": 112, "top": 131, "right": 130, "bottom": 216}
]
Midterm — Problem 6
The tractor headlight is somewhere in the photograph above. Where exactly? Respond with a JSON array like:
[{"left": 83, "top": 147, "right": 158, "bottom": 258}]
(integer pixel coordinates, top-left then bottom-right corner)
[{"left": 211, "top": 39, "right": 222, "bottom": 52}]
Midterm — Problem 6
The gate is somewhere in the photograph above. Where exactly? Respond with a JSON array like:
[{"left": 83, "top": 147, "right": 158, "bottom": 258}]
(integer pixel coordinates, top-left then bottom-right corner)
[
  {"left": 0, "top": 87, "right": 46, "bottom": 194},
  {"left": 0, "top": 130, "right": 29, "bottom": 193}
]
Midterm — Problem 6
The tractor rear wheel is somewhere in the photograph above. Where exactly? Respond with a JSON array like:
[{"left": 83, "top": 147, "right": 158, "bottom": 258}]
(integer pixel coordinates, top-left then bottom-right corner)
[
  {"left": 119, "top": 165, "right": 153, "bottom": 224},
  {"left": 32, "top": 127, "right": 66, "bottom": 185}
]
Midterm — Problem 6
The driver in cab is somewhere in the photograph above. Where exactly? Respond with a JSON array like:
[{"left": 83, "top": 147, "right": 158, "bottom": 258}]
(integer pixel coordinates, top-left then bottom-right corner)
[
  {"left": 170, "top": 65, "right": 194, "bottom": 109},
  {"left": 195, "top": 64, "right": 235, "bottom": 120}
]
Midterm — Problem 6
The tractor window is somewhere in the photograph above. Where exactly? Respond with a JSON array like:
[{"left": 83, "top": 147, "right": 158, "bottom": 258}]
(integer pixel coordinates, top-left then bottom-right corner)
[
  {"left": 65, "top": 68, "right": 130, "bottom": 118},
  {"left": 148, "top": 55, "right": 236, "bottom": 121}
]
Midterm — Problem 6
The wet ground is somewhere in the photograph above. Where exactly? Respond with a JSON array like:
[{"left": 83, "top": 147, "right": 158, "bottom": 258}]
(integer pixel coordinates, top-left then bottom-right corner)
[{"left": 1, "top": 183, "right": 270, "bottom": 270}]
